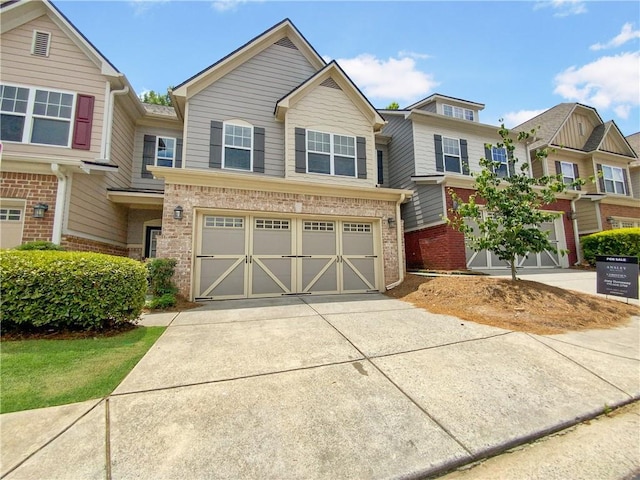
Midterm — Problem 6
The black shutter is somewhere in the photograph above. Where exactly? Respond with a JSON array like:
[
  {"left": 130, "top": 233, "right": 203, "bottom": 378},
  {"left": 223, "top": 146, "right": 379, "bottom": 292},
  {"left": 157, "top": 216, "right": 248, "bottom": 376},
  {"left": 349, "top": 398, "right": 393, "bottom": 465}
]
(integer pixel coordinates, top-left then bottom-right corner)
[
  {"left": 142, "top": 135, "right": 156, "bottom": 178},
  {"left": 253, "top": 127, "right": 265, "bottom": 173},
  {"left": 377, "top": 150, "right": 384, "bottom": 185},
  {"left": 622, "top": 169, "right": 630, "bottom": 195},
  {"left": 175, "top": 138, "right": 183, "bottom": 168},
  {"left": 209, "top": 121, "right": 223, "bottom": 169},
  {"left": 295, "top": 128, "right": 306, "bottom": 173},
  {"left": 573, "top": 163, "right": 581, "bottom": 190},
  {"left": 507, "top": 149, "right": 515, "bottom": 177},
  {"left": 484, "top": 145, "right": 493, "bottom": 173},
  {"left": 356, "top": 136, "right": 367, "bottom": 179},
  {"left": 555, "top": 161, "right": 562, "bottom": 175},
  {"left": 434, "top": 134, "right": 444, "bottom": 172},
  {"left": 460, "top": 139, "right": 469, "bottom": 175},
  {"left": 596, "top": 163, "right": 605, "bottom": 192}
]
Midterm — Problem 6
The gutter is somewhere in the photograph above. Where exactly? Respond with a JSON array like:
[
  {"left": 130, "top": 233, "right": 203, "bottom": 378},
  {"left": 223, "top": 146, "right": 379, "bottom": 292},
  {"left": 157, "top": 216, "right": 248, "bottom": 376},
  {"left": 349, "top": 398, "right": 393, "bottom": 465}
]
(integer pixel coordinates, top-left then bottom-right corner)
[
  {"left": 386, "top": 193, "right": 407, "bottom": 290},
  {"left": 51, "top": 164, "right": 67, "bottom": 244},
  {"left": 104, "top": 86, "right": 130, "bottom": 161},
  {"left": 570, "top": 193, "right": 583, "bottom": 264}
]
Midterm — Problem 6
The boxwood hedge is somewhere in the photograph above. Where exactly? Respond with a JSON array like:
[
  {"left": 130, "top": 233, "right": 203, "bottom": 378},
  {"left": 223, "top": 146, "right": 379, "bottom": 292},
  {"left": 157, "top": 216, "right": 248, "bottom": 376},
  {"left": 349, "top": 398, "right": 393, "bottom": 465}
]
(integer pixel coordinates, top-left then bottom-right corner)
[
  {"left": 581, "top": 227, "right": 640, "bottom": 266},
  {"left": 0, "top": 251, "right": 147, "bottom": 332}
]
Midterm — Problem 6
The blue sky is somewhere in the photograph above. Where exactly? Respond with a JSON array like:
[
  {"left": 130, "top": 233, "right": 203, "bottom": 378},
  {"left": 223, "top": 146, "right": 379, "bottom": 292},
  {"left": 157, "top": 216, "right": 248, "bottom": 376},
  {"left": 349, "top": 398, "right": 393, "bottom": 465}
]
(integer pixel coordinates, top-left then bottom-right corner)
[{"left": 58, "top": 0, "right": 640, "bottom": 136}]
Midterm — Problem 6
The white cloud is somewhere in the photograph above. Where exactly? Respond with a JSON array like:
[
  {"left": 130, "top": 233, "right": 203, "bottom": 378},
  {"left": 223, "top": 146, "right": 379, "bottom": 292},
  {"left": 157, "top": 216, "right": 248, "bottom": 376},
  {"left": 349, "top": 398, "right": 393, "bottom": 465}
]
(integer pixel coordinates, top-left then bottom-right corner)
[
  {"left": 211, "top": 0, "right": 248, "bottom": 12},
  {"left": 128, "top": 0, "right": 169, "bottom": 16},
  {"left": 554, "top": 52, "right": 640, "bottom": 119},
  {"left": 397, "top": 50, "right": 431, "bottom": 60},
  {"left": 533, "top": 0, "right": 587, "bottom": 17},
  {"left": 590, "top": 23, "right": 640, "bottom": 51},
  {"left": 333, "top": 54, "right": 439, "bottom": 103},
  {"left": 503, "top": 109, "right": 548, "bottom": 128}
]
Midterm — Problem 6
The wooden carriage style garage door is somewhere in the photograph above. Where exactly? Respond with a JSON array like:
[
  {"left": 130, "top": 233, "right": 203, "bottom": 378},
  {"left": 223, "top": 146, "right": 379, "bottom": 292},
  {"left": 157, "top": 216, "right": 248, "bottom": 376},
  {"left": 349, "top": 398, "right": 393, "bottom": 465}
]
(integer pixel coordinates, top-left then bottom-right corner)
[{"left": 194, "top": 214, "right": 380, "bottom": 300}]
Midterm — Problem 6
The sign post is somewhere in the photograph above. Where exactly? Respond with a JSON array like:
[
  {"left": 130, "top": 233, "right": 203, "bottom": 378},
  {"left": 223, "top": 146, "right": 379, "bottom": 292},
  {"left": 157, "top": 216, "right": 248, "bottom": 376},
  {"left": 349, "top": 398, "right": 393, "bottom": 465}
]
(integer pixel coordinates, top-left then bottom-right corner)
[{"left": 596, "top": 255, "right": 639, "bottom": 300}]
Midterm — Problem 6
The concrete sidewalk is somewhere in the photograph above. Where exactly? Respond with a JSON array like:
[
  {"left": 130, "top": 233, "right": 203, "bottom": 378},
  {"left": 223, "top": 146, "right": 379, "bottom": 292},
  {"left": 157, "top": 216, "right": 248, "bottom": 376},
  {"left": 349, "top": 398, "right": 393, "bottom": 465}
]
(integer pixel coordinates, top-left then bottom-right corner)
[{"left": 2, "top": 293, "right": 639, "bottom": 479}]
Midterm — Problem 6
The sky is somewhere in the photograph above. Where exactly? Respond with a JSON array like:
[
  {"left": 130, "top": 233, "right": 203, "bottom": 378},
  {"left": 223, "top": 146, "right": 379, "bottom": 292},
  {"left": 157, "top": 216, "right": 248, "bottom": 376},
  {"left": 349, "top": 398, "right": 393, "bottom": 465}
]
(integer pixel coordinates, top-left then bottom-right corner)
[{"left": 57, "top": 0, "right": 640, "bottom": 136}]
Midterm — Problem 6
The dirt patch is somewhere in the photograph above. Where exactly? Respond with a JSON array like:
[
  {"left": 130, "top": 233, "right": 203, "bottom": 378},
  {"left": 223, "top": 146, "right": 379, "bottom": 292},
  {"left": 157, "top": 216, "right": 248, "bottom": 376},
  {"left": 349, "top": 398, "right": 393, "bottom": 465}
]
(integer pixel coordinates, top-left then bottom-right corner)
[{"left": 385, "top": 274, "right": 638, "bottom": 335}]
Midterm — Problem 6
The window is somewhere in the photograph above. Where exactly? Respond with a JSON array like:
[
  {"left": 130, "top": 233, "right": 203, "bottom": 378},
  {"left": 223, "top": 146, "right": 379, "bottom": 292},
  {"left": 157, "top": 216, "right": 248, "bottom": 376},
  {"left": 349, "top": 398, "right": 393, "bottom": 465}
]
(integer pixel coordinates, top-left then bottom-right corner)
[
  {"left": 442, "top": 137, "right": 461, "bottom": 173},
  {"left": 307, "top": 130, "right": 356, "bottom": 177},
  {"left": 610, "top": 218, "right": 639, "bottom": 229},
  {"left": 560, "top": 161, "right": 576, "bottom": 186},
  {"left": 223, "top": 123, "right": 252, "bottom": 171},
  {"left": 0, "top": 208, "right": 21, "bottom": 221},
  {"left": 303, "top": 221, "right": 335, "bottom": 231},
  {"left": 602, "top": 165, "right": 626, "bottom": 195},
  {"left": 491, "top": 147, "right": 508, "bottom": 178},
  {"left": 204, "top": 216, "right": 244, "bottom": 228},
  {"left": 343, "top": 223, "right": 372, "bottom": 233},
  {"left": 255, "top": 219, "right": 290, "bottom": 230},
  {"left": 443, "top": 104, "right": 474, "bottom": 121},
  {"left": 155, "top": 137, "right": 176, "bottom": 167},
  {"left": 0, "top": 84, "right": 74, "bottom": 146}
]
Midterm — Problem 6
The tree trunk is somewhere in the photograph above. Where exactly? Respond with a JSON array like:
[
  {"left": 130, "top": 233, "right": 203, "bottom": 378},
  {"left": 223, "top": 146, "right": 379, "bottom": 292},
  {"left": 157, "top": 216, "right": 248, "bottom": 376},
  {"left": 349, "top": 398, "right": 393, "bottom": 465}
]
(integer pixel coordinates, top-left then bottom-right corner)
[{"left": 509, "top": 258, "right": 517, "bottom": 281}]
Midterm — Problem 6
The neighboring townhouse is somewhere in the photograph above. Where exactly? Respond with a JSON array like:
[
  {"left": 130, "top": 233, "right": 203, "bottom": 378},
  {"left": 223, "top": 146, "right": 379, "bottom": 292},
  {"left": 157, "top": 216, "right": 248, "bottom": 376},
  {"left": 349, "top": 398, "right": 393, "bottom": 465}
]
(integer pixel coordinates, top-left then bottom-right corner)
[
  {"left": 0, "top": 0, "right": 143, "bottom": 255},
  {"left": 624, "top": 131, "right": 640, "bottom": 223},
  {"left": 141, "top": 19, "right": 412, "bottom": 300},
  {"left": 379, "top": 94, "right": 576, "bottom": 271},
  {"left": 516, "top": 104, "right": 639, "bottom": 257}
]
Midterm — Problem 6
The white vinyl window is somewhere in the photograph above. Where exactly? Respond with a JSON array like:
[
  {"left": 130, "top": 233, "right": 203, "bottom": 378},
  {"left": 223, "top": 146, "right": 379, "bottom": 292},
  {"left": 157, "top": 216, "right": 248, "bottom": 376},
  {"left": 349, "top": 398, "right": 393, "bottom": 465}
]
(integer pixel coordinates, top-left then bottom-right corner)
[
  {"left": 560, "top": 161, "right": 576, "bottom": 186},
  {"left": 223, "top": 123, "right": 252, "bottom": 171},
  {"left": 307, "top": 130, "right": 356, "bottom": 177},
  {"left": 602, "top": 165, "right": 626, "bottom": 195},
  {"left": 303, "top": 221, "right": 335, "bottom": 231},
  {"left": 442, "top": 137, "right": 461, "bottom": 173},
  {"left": 0, "top": 84, "right": 74, "bottom": 146},
  {"left": 204, "top": 216, "right": 244, "bottom": 228},
  {"left": 255, "top": 219, "right": 290, "bottom": 230},
  {"left": 0, "top": 208, "right": 22, "bottom": 221},
  {"left": 491, "top": 147, "right": 509, "bottom": 178},
  {"left": 155, "top": 137, "right": 176, "bottom": 167},
  {"left": 343, "top": 223, "right": 372, "bottom": 233},
  {"left": 443, "top": 104, "right": 474, "bottom": 121}
]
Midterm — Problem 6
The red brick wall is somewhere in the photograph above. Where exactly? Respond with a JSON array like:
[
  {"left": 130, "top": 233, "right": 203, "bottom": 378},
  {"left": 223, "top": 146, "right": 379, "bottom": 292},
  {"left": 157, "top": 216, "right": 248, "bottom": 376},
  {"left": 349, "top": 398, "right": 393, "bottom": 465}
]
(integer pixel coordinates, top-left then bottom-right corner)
[
  {"left": 599, "top": 203, "right": 640, "bottom": 231},
  {"left": 0, "top": 172, "right": 57, "bottom": 243},
  {"left": 61, "top": 235, "right": 128, "bottom": 256}
]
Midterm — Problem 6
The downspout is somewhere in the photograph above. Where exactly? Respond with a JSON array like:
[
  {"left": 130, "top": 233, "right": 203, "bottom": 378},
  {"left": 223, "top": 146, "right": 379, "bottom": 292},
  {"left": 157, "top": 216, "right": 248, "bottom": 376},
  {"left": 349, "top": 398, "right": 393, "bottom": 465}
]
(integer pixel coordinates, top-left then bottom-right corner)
[
  {"left": 51, "top": 164, "right": 67, "bottom": 245},
  {"left": 386, "top": 193, "right": 407, "bottom": 290},
  {"left": 104, "top": 86, "right": 129, "bottom": 161},
  {"left": 570, "top": 193, "right": 583, "bottom": 264}
]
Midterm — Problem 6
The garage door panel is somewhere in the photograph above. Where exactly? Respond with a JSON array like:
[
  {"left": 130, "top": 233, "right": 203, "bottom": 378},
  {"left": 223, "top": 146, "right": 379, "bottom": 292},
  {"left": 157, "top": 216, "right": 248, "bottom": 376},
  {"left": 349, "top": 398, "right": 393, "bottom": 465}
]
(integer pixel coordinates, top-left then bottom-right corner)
[
  {"left": 200, "top": 217, "right": 245, "bottom": 256},
  {"left": 342, "top": 226, "right": 374, "bottom": 256},
  {"left": 197, "top": 258, "right": 246, "bottom": 298},
  {"left": 252, "top": 258, "right": 293, "bottom": 295},
  {"left": 252, "top": 220, "right": 292, "bottom": 255},
  {"left": 343, "top": 258, "right": 375, "bottom": 291},
  {"left": 302, "top": 258, "right": 338, "bottom": 293},
  {"left": 0, "top": 205, "right": 25, "bottom": 249}
]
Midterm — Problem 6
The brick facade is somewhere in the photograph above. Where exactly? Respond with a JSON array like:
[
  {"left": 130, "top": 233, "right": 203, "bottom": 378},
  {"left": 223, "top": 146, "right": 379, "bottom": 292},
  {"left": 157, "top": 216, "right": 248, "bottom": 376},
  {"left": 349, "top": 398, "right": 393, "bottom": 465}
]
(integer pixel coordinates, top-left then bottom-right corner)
[
  {"left": 157, "top": 184, "right": 402, "bottom": 298},
  {"left": 1, "top": 172, "right": 58, "bottom": 243},
  {"left": 405, "top": 187, "right": 578, "bottom": 270},
  {"left": 599, "top": 203, "right": 640, "bottom": 230},
  {"left": 61, "top": 234, "right": 128, "bottom": 256}
]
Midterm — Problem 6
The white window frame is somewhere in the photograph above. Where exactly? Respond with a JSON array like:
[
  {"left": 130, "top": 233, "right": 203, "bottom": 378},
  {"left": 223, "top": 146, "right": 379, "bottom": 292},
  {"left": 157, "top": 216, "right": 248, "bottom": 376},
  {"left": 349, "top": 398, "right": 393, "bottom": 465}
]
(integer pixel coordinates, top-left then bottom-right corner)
[
  {"left": 222, "top": 122, "right": 253, "bottom": 172},
  {"left": 442, "top": 136, "right": 462, "bottom": 173},
  {"left": 443, "top": 104, "right": 474, "bottom": 121},
  {"left": 0, "top": 83, "right": 75, "bottom": 148},
  {"left": 602, "top": 165, "right": 626, "bottom": 195},
  {"left": 155, "top": 136, "right": 176, "bottom": 168},
  {"left": 0, "top": 208, "right": 22, "bottom": 221},
  {"left": 610, "top": 218, "right": 639, "bottom": 229},
  {"left": 491, "top": 146, "right": 509, "bottom": 178},
  {"left": 560, "top": 161, "right": 576, "bottom": 186},
  {"left": 306, "top": 129, "right": 357, "bottom": 177}
]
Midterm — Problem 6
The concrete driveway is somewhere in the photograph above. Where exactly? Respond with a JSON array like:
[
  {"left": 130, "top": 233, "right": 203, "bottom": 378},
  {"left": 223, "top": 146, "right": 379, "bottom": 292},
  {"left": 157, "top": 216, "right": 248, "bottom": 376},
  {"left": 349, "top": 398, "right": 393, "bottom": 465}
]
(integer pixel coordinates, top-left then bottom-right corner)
[{"left": 2, "top": 293, "right": 639, "bottom": 479}]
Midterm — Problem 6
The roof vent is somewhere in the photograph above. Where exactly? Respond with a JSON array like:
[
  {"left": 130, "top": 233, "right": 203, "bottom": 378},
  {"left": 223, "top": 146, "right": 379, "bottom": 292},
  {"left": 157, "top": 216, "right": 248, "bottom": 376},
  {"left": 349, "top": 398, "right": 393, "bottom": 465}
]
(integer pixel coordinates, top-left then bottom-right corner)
[
  {"left": 274, "top": 37, "right": 298, "bottom": 50},
  {"left": 32, "top": 30, "right": 51, "bottom": 57},
  {"left": 320, "top": 77, "right": 341, "bottom": 90}
]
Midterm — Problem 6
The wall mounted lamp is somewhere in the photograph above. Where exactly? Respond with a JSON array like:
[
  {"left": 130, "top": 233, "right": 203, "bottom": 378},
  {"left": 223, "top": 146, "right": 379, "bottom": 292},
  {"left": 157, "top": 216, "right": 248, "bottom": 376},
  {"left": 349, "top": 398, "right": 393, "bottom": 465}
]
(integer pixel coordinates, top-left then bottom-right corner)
[
  {"left": 173, "top": 205, "right": 184, "bottom": 220},
  {"left": 32, "top": 203, "right": 49, "bottom": 219},
  {"left": 387, "top": 217, "right": 396, "bottom": 228},
  {"left": 567, "top": 210, "right": 577, "bottom": 221},
  {"left": 606, "top": 216, "right": 614, "bottom": 224}
]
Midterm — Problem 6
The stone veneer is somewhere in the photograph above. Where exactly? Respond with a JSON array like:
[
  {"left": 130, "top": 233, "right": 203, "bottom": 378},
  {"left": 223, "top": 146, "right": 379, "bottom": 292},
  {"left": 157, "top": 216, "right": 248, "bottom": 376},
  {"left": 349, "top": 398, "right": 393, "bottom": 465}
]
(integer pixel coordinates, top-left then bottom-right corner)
[{"left": 157, "top": 184, "right": 404, "bottom": 299}]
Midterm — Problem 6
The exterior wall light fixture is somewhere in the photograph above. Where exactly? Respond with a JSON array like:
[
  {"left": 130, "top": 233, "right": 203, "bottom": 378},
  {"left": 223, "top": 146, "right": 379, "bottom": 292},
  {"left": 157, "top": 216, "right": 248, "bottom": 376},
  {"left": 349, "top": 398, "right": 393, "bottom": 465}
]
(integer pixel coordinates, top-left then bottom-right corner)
[
  {"left": 173, "top": 205, "right": 184, "bottom": 220},
  {"left": 33, "top": 203, "right": 49, "bottom": 219}
]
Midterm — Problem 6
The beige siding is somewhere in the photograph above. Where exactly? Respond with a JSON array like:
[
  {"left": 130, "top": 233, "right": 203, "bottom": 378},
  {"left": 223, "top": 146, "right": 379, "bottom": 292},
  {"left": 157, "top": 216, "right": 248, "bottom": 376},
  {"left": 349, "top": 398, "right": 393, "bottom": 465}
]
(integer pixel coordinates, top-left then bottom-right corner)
[
  {"left": 132, "top": 125, "right": 183, "bottom": 190},
  {"left": 285, "top": 84, "right": 377, "bottom": 187},
  {"left": 109, "top": 97, "right": 135, "bottom": 189},
  {"left": 600, "top": 133, "right": 629, "bottom": 155},
  {"left": 555, "top": 113, "right": 596, "bottom": 150},
  {"left": 546, "top": 154, "right": 597, "bottom": 194},
  {"left": 630, "top": 168, "right": 640, "bottom": 199},
  {"left": 575, "top": 199, "right": 599, "bottom": 233},
  {"left": 0, "top": 14, "right": 106, "bottom": 160}
]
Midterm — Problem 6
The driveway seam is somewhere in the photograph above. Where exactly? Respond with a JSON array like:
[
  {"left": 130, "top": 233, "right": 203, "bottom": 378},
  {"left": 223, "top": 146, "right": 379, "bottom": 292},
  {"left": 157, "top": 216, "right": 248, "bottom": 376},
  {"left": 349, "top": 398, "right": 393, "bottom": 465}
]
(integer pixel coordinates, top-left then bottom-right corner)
[
  {"left": 300, "top": 297, "right": 475, "bottom": 457},
  {"left": 105, "top": 398, "right": 112, "bottom": 480},
  {"left": 536, "top": 335, "right": 640, "bottom": 361},
  {"left": 166, "top": 312, "right": 320, "bottom": 327}
]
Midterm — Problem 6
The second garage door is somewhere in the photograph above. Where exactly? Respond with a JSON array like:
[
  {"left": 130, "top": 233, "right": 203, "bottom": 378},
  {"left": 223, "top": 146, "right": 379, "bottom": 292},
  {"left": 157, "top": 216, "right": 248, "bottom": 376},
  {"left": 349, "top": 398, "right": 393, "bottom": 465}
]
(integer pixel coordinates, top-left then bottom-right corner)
[{"left": 195, "top": 214, "right": 380, "bottom": 300}]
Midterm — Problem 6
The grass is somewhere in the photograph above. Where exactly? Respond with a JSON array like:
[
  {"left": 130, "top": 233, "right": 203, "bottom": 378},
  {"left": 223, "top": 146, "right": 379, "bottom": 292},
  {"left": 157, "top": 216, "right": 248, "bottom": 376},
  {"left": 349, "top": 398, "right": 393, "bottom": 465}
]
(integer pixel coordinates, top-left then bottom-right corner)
[{"left": 0, "top": 326, "right": 165, "bottom": 414}]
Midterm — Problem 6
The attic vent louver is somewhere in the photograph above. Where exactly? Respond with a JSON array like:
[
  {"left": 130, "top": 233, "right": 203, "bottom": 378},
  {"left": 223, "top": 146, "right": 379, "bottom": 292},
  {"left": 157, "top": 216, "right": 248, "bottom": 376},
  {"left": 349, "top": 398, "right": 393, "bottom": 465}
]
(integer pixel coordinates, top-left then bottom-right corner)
[
  {"left": 32, "top": 30, "right": 51, "bottom": 57},
  {"left": 320, "top": 78, "right": 341, "bottom": 90},
  {"left": 274, "top": 37, "right": 298, "bottom": 50}
]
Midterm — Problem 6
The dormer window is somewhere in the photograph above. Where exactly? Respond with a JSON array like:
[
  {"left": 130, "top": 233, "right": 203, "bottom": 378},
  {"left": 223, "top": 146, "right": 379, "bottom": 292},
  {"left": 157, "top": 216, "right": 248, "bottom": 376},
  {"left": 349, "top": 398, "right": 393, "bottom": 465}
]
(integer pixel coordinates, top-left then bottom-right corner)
[
  {"left": 443, "top": 104, "right": 474, "bottom": 121},
  {"left": 32, "top": 31, "right": 51, "bottom": 57}
]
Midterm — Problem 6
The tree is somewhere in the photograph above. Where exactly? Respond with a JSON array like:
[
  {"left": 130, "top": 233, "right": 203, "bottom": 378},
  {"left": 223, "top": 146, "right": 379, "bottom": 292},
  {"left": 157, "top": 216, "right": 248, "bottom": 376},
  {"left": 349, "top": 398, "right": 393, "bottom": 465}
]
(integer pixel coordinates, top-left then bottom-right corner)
[
  {"left": 386, "top": 101, "right": 400, "bottom": 110},
  {"left": 140, "top": 87, "right": 173, "bottom": 106},
  {"left": 446, "top": 124, "right": 584, "bottom": 281}
]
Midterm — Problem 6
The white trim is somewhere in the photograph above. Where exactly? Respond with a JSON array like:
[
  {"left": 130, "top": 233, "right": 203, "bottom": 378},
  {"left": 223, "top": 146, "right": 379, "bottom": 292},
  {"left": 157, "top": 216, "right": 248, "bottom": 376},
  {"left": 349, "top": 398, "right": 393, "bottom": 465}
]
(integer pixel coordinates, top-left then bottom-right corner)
[
  {"left": 222, "top": 121, "right": 253, "bottom": 172},
  {"left": 306, "top": 129, "right": 357, "bottom": 178},
  {"left": 442, "top": 103, "right": 474, "bottom": 121},
  {"left": 155, "top": 136, "right": 177, "bottom": 168},
  {"left": 441, "top": 136, "right": 462, "bottom": 174}
]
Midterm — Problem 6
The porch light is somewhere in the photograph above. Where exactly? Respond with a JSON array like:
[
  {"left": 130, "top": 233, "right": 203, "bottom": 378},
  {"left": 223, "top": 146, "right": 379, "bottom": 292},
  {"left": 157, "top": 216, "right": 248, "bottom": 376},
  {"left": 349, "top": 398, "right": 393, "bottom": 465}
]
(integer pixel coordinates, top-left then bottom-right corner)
[
  {"left": 567, "top": 210, "right": 577, "bottom": 221},
  {"left": 606, "top": 216, "right": 614, "bottom": 224},
  {"left": 173, "top": 206, "right": 184, "bottom": 220},
  {"left": 387, "top": 217, "right": 396, "bottom": 228},
  {"left": 32, "top": 203, "right": 49, "bottom": 219}
]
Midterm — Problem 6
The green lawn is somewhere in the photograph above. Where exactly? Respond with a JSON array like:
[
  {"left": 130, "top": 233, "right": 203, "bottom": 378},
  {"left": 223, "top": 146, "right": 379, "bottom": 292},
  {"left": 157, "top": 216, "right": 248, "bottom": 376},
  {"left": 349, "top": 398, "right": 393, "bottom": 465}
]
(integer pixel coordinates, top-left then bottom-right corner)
[{"left": 0, "top": 326, "right": 165, "bottom": 414}]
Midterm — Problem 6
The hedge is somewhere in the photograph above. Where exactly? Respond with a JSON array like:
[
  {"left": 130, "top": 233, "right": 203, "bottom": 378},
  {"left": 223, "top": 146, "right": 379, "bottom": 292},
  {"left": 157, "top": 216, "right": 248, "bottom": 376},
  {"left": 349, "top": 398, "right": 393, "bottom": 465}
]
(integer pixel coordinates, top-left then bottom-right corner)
[
  {"left": 581, "top": 227, "right": 640, "bottom": 266},
  {"left": 0, "top": 251, "right": 148, "bottom": 331}
]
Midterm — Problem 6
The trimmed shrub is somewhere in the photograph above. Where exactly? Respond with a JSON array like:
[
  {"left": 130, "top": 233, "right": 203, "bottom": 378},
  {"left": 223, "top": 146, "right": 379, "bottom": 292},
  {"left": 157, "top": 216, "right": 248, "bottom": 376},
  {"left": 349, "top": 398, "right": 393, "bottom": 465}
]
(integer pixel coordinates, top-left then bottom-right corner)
[
  {"left": 0, "top": 251, "right": 147, "bottom": 332},
  {"left": 14, "top": 241, "right": 65, "bottom": 251},
  {"left": 146, "top": 258, "right": 177, "bottom": 296},
  {"left": 148, "top": 293, "right": 177, "bottom": 310},
  {"left": 581, "top": 227, "right": 640, "bottom": 266}
]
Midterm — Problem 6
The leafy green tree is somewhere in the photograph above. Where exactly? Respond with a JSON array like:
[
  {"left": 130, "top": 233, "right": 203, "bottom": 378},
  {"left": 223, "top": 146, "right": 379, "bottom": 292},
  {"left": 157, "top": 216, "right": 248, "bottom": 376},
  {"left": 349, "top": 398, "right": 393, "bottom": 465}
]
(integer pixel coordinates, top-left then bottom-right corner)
[
  {"left": 140, "top": 87, "right": 173, "bottom": 106},
  {"left": 446, "top": 124, "right": 584, "bottom": 281},
  {"left": 386, "top": 101, "right": 400, "bottom": 110}
]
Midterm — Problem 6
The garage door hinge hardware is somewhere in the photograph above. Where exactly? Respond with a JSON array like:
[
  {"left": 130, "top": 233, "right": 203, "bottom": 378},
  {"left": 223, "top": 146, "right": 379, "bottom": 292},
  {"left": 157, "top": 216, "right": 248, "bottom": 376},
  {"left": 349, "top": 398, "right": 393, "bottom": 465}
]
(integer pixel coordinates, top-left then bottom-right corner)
[
  {"left": 196, "top": 255, "right": 216, "bottom": 258},
  {"left": 280, "top": 255, "right": 312, "bottom": 258},
  {"left": 365, "top": 255, "right": 378, "bottom": 258}
]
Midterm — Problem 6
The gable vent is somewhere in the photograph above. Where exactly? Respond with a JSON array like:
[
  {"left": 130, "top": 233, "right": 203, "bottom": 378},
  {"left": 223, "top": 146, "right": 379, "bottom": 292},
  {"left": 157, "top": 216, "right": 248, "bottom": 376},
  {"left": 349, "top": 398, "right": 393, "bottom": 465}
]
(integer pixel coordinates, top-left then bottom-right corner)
[
  {"left": 32, "top": 30, "right": 51, "bottom": 57},
  {"left": 320, "top": 77, "right": 341, "bottom": 90},
  {"left": 274, "top": 37, "right": 298, "bottom": 50}
]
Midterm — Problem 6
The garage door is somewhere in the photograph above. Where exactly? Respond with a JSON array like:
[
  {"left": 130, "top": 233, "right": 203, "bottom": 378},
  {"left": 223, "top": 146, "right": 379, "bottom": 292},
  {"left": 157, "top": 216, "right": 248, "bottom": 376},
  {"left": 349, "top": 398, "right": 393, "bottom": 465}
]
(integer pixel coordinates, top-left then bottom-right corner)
[
  {"left": 195, "top": 215, "right": 379, "bottom": 300},
  {"left": 465, "top": 216, "right": 564, "bottom": 270},
  {"left": 0, "top": 201, "right": 25, "bottom": 249}
]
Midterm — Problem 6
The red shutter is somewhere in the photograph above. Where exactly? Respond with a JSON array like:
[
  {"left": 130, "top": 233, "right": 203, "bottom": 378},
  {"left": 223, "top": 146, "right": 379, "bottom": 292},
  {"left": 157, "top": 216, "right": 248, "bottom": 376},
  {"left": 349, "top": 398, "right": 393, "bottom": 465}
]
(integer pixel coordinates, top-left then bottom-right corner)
[{"left": 72, "top": 95, "right": 94, "bottom": 150}]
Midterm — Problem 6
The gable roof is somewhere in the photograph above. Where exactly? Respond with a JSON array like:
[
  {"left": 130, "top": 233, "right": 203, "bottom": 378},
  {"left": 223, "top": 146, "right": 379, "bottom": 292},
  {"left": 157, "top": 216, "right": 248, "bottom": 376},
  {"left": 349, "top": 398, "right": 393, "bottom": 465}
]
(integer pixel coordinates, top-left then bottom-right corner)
[
  {"left": 274, "top": 60, "right": 385, "bottom": 131},
  {"left": 626, "top": 132, "right": 640, "bottom": 157},
  {"left": 171, "top": 19, "right": 325, "bottom": 117},
  {"left": 514, "top": 103, "right": 580, "bottom": 149},
  {"left": 406, "top": 93, "right": 485, "bottom": 111},
  {"left": 1, "top": 0, "right": 120, "bottom": 79}
]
